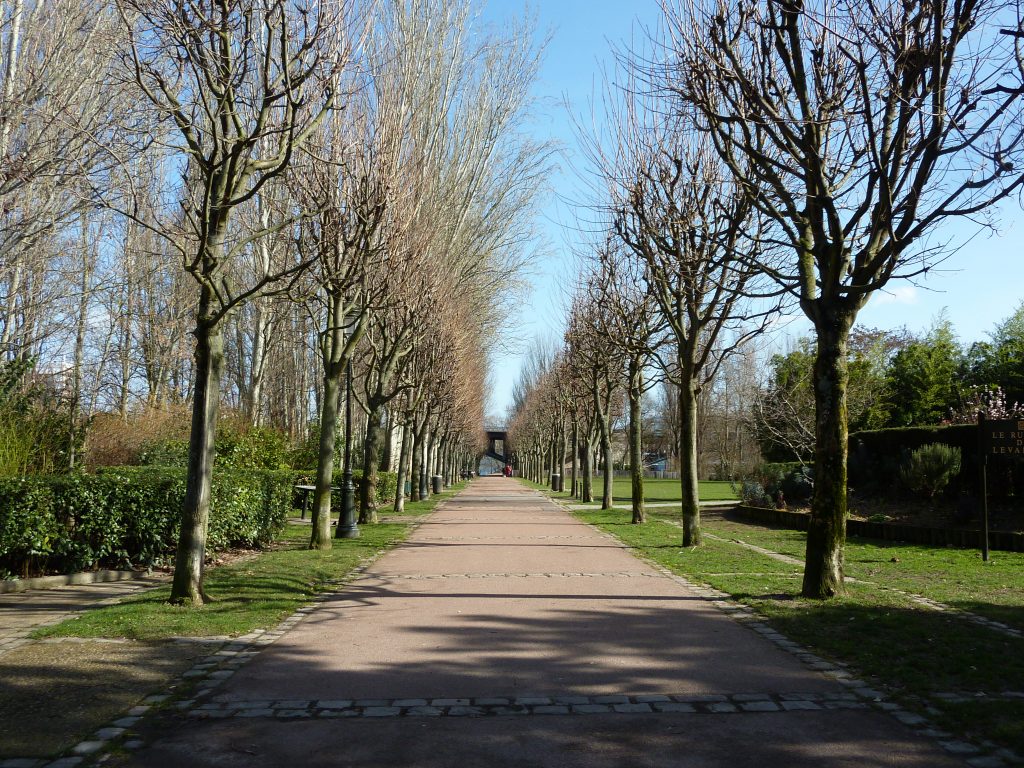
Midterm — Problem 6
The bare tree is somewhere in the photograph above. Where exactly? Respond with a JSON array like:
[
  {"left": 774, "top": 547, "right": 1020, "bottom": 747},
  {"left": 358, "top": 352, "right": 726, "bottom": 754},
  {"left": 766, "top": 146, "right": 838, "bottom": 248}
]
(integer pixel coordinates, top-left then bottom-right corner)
[
  {"left": 1, "top": 0, "right": 125, "bottom": 361},
  {"left": 613, "top": 136, "right": 773, "bottom": 546},
  {"left": 593, "top": 242, "right": 665, "bottom": 523},
  {"left": 115, "top": 0, "right": 347, "bottom": 603},
  {"left": 670, "top": 0, "right": 1024, "bottom": 596}
]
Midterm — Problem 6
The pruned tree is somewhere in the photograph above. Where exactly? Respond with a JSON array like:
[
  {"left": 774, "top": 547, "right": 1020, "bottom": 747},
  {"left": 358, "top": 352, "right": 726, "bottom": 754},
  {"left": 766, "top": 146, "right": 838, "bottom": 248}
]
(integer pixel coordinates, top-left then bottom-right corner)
[
  {"left": 115, "top": 0, "right": 348, "bottom": 603},
  {"left": 593, "top": 241, "right": 665, "bottom": 523},
  {"left": 669, "top": 0, "right": 1024, "bottom": 595},
  {"left": 613, "top": 135, "right": 774, "bottom": 546}
]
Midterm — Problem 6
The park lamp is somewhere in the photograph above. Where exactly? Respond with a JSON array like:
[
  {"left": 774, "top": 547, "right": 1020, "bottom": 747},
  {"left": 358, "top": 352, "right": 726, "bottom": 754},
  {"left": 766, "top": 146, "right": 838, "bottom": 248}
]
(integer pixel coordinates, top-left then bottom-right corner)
[{"left": 335, "top": 302, "right": 361, "bottom": 540}]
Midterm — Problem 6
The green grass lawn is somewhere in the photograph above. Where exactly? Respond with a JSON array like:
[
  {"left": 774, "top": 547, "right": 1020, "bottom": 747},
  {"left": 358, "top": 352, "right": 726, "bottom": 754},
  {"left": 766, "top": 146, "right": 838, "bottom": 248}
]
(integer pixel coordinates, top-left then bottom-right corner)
[
  {"left": 520, "top": 476, "right": 737, "bottom": 504},
  {"left": 666, "top": 512, "right": 1024, "bottom": 631},
  {"left": 34, "top": 483, "right": 465, "bottom": 642},
  {"left": 578, "top": 507, "right": 1024, "bottom": 758}
]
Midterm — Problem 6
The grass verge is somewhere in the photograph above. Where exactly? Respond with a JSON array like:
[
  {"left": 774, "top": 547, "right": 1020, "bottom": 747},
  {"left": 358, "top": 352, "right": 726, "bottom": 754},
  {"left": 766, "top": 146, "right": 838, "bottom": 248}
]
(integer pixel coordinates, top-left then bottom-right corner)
[
  {"left": 520, "top": 476, "right": 737, "bottom": 504},
  {"left": 655, "top": 512, "right": 1024, "bottom": 631},
  {"left": 577, "top": 507, "right": 1024, "bottom": 759},
  {"left": 33, "top": 482, "right": 466, "bottom": 642}
]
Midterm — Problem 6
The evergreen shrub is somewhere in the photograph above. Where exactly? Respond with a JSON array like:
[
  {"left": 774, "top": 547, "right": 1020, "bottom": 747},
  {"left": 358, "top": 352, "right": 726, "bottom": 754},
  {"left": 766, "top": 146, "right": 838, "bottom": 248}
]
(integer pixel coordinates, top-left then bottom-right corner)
[{"left": 900, "top": 443, "right": 962, "bottom": 502}]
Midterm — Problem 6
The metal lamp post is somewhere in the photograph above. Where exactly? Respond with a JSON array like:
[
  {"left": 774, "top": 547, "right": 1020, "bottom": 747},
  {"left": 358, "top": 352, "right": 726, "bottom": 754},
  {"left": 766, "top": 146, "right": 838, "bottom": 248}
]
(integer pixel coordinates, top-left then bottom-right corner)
[{"left": 335, "top": 309, "right": 360, "bottom": 540}]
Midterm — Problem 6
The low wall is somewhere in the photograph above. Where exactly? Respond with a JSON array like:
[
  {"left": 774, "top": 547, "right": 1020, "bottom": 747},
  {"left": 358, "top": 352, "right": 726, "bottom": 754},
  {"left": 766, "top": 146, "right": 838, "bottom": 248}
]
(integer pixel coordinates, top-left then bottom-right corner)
[{"left": 732, "top": 505, "right": 1024, "bottom": 553}]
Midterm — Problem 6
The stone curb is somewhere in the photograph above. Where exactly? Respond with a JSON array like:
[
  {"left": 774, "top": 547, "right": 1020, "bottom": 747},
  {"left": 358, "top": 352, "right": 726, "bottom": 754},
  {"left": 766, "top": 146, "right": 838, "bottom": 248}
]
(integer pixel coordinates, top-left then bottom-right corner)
[
  {"left": 565, "top": 505, "right": 1023, "bottom": 768},
  {"left": 0, "top": 570, "right": 159, "bottom": 595},
  {"left": 176, "top": 690, "right": 889, "bottom": 721}
]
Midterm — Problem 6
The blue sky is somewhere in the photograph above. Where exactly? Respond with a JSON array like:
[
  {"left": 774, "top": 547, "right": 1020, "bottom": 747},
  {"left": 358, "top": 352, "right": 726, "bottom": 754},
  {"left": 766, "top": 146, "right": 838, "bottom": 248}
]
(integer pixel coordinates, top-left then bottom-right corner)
[{"left": 481, "top": 1, "right": 1024, "bottom": 420}]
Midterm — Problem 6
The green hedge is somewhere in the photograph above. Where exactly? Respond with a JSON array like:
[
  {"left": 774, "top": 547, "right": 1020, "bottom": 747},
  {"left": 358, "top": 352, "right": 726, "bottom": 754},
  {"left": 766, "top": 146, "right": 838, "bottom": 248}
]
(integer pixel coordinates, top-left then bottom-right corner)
[
  {"left": 0, "top": 468, "right": 293, "bottom": 579},
  {"left": 848, "top": 425, "right": 977, "bottom": 496}
]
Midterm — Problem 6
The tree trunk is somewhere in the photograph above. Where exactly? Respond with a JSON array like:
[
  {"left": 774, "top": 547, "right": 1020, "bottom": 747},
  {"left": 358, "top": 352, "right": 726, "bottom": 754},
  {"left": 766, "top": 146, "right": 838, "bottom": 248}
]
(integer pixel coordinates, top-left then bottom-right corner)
[
  {"left": 679, "top": 377, "right": 701, "bottom": 547},
  {"left": 69, "top": 223, "right": 92, "bottom": 470},
  {"left": 598, "top": 412, "right": 613, "bottom": 510},
  {"left": 394, "top": 421, "right": 412, "bottom": 513},
  {"left": 169, "top": 312, "right": 223, "bottom": 605},
  {"left": 411, "top": 419, "right": 425, "bottom": 503},
  {"left": 309, "top": 369, "right": 341, "bottom": 549},
  {"left": 628, "top": 359, "right": 645, "bottom": 524},
  {"left": 359, "top": 406, "right": 383, "bottom": 524},
  {"left": 380, "top": 409, "right": 394, "bottom": 472},
  {"left": 570, "top": 418, "right": 579, "bottom": 498},
  {"left": 581, "top": 439, "right": 593, "bottom": 503},
  {"left": 802, "top": 314, "right": 853, "bottom": 598}
]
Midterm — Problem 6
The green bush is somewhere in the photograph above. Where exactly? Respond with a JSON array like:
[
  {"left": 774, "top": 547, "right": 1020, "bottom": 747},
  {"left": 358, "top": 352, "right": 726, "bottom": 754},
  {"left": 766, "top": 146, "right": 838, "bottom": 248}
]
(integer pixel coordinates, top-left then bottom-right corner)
[
  {"left": 138, "top": 438, "right": 190, "bottom": 467},
  {"left": 899, "top": 443, "right": 962, "bottom": 502},
  {"left": 216, "top": 424, "right": 290, "bottom": 470},
  {"left": 737, "top": 479, "right": 772, "bottom": 508},
  {"left": 849, "top": 425, "right": 976, "bottom": 492},
  {"left": 0, "top": 358, "right": 81, "bottom": 477},
  {"left": 0, "top": 468, "right": 292, "bottom": 579}
]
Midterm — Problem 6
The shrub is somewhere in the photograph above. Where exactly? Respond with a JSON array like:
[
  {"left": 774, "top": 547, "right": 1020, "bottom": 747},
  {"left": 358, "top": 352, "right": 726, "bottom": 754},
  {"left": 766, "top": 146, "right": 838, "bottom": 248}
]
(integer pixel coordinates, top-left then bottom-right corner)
[
  {"left": 0, "top": 358, "right": 80, "bottom": 477},
  {"left": 781, "top": 465, "right": 814, "bottom": 503},
  {"left": 138, "top": 438, "right": 190, "bottom": 467},
  {"left": 215, "top": 422, "right": 290, "bottom": 470},
  {"left": 0, "top": 468, "right": 292, "bottom": 579},
  {"left": 899, "top": 443, "right": 962, "bottom": 502},
  {"left": 848, "top": 424, "right": 977, "bottom": 493}
]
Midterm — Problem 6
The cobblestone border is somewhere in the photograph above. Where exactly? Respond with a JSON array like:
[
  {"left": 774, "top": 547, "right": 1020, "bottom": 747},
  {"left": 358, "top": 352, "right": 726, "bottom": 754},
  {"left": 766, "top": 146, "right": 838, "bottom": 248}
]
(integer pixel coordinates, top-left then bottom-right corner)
[
  {"left": 180, "top": 689, "right": 897, "bottom": 719},
  {"left": 567, "top": 505, "right": 1024, "bottom": 768}
]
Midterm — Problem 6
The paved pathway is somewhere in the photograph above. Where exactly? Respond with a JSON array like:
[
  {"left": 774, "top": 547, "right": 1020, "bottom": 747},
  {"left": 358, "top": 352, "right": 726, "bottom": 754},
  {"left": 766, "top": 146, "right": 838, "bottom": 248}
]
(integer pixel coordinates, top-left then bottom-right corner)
[
  {"left": 124, "top": 478, "right": 968, "bottom": 767},
  {"left": 0, "top": 577, "right": 166, "bottom": 657}
]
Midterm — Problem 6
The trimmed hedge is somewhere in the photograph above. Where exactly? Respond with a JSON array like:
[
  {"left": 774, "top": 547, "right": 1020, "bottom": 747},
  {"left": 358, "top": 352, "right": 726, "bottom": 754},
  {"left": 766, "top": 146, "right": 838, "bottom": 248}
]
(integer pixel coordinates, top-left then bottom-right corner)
[
  {"left": 849, "top": 424, "right": 984, "bottom": 497},
  {"left": 0, "top": 467, "right": 293, "bottom": 579}
]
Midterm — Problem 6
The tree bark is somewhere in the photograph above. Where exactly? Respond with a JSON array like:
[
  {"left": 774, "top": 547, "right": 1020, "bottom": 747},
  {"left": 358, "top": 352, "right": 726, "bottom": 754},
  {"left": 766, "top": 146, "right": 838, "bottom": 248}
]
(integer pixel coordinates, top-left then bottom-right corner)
[
  {"left": 802, "top": 313, "right": 854, "bottom": 598},
  {"left": 628, "top": 358, "right": 645, "bottom": 524},
  {"left": 380, "top": 408, "right": 394, "bottom": 472},
  {"left": 581, "top": 438, "right": 593, "bottom": 503},
  {"left": 309, "top": 370, "right": 340, "bottom": 549},
  {"left": 570, "top": 418, "right": 579, "bottom": 498},
  {"left": 411, "top": 418, "right": 424, "bottom": 503},
  {"left": 394, "top": 421, "right": 412, "bottom": 513},
  {"left": 359, "top": 406, "right": 383, "bottom": 524},
  {"left": 678, "top": 377, "right": 701, "bottom": 547},
  {"left": 603, "top": 430, "right": 614, "bottom": 508},
  {"left": 170, "top": 306, "right": 223, "bottom": 605}
]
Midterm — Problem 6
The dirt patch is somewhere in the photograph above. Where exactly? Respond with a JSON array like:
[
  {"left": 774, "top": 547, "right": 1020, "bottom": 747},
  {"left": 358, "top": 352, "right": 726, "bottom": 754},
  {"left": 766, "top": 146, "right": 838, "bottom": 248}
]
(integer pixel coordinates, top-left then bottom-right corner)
[{"left": 0, "top": 639, "right": 218, "bottom": 758}]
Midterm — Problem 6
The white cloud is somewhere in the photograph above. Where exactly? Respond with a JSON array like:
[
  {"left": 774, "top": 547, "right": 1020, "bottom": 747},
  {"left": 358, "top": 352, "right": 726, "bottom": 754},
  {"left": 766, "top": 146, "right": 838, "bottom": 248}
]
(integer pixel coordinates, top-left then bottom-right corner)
[{"left": 871, "top": 284, "right": 919, "bottom": 306}]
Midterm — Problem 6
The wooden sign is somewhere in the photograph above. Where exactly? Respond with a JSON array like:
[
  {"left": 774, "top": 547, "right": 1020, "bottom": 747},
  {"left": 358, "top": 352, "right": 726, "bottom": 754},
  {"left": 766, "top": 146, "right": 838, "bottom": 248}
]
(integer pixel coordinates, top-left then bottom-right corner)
[{"left": 981, "top": 418, "right": 1024, "bottom": 458}]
